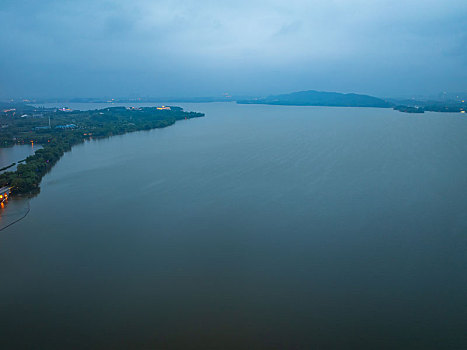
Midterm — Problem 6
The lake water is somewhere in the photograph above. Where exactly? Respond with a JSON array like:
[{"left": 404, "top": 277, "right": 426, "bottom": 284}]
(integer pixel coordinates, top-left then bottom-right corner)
[
  {"left": 1, "top": 103, "right": 466, "bottom": 349},
  {"left": 0, "top": 143, "right": 41, "bottom": 173}
]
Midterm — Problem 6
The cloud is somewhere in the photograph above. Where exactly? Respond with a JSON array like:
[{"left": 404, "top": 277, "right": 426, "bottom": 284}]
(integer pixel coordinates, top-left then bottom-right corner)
[{"left": 0, "top": 0, "right": 466, "bottom": 98}]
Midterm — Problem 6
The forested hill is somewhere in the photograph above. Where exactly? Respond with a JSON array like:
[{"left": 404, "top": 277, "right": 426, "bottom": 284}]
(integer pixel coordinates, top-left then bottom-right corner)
[{"left": 237, "top": 90, "right": 393, "bottom": 108}]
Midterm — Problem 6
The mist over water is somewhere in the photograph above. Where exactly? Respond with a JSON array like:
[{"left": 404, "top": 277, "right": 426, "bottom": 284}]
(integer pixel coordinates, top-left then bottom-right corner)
[{"left": 1, "top": 103, "right": 467, "bottom": 349}]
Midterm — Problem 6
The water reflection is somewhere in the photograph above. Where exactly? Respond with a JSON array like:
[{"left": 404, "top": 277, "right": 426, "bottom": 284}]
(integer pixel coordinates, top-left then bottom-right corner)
[{"left": 0, "top": 197, "right": 30, "bottom": 231}]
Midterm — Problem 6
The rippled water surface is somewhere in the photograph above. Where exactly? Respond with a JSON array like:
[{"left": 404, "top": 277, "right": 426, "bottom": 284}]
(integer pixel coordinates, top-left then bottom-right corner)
[{"left": 1, "top": 103, "right": 466, "bottom": 349}]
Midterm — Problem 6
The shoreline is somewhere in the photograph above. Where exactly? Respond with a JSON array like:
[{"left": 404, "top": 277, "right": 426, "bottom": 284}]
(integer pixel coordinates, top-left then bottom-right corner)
[{"left": 0, "top": 106, "right": 204, "bottom": 197}]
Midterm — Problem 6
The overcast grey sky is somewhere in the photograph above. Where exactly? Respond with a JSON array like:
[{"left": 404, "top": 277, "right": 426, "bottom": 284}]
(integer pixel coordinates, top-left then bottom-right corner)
[{"left": 1, "top": 0, "right": 466, "bottom": 99}]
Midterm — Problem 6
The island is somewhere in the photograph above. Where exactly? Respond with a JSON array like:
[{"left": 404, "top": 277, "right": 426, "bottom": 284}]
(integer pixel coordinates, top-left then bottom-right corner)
[{"left": 0, "top": 105, "right": 204, "bottom": 195}]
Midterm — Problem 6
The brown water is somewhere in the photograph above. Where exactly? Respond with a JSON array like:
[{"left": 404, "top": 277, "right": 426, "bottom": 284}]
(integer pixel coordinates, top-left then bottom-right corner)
[{"left": 1, "top": 103, "right": 466, "bottom": 349}]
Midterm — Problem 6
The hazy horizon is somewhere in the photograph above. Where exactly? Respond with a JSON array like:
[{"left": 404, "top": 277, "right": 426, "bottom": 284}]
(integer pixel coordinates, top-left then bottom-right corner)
[
  {"left": 1, "top": 0, "right": 466, "bottom": 99},
  {"left": 2, "top": 3, "right": 467, "bottom": 347}
]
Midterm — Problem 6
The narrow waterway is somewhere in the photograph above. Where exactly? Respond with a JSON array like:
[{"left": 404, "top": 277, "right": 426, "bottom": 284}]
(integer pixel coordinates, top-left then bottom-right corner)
[{"left": 0, "top": 143, "right": 41, "bottom": 173}]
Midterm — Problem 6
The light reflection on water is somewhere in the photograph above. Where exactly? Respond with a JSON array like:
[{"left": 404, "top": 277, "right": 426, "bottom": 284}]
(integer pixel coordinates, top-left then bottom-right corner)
[{"left": 0, "top": 197, "right": 30, "bottom": 231}]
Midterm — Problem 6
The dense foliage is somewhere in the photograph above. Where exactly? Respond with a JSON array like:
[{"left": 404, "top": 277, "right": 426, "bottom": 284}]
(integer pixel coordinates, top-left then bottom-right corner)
[
  {"left": 0, "top": 106, "right": 204, "bottom": 195},
  {"left": 393, "top": 105, "right": 424, "bottom": 113},
  {"left": 393, "top": 103, "right": 466, "bottom": 114}
]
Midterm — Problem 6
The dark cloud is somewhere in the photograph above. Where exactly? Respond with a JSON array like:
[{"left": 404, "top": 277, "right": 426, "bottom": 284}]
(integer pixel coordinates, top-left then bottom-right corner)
[{"left": 0, "top": 0, "right": 466, "bottom": 98}]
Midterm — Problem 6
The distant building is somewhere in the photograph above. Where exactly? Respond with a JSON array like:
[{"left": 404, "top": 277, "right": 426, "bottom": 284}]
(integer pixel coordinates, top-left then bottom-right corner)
[{"left": 55, "top": 124, "right": 77, "bottom": 129}]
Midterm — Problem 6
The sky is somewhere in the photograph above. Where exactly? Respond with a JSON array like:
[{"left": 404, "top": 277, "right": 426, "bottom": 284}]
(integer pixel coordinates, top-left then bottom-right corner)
[{"left": 1, "top": 0, "right": 466, "bottom": 99}]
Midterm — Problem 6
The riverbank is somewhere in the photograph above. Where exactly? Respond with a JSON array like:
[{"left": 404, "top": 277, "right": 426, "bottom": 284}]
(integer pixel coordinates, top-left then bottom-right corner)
[{"left": 0, "top": 106, "right": 204, "bottom": 195}]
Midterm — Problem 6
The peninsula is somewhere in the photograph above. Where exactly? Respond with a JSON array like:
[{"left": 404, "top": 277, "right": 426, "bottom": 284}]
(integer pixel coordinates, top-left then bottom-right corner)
[
  {"left": 237, "top": 90, "right": 393, "bottom": 108},
  {"left": 237, "top": 90, "right": 467, "bottom": 113},
  {"left": 0, "top": 105, "right": 204, "bottom": 195}
]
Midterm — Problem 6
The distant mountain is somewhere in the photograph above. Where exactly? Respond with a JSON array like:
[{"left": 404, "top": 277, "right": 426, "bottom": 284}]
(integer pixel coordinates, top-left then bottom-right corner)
[{"left": 237, "top": 90, "right": 393, "bottom": 108}]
